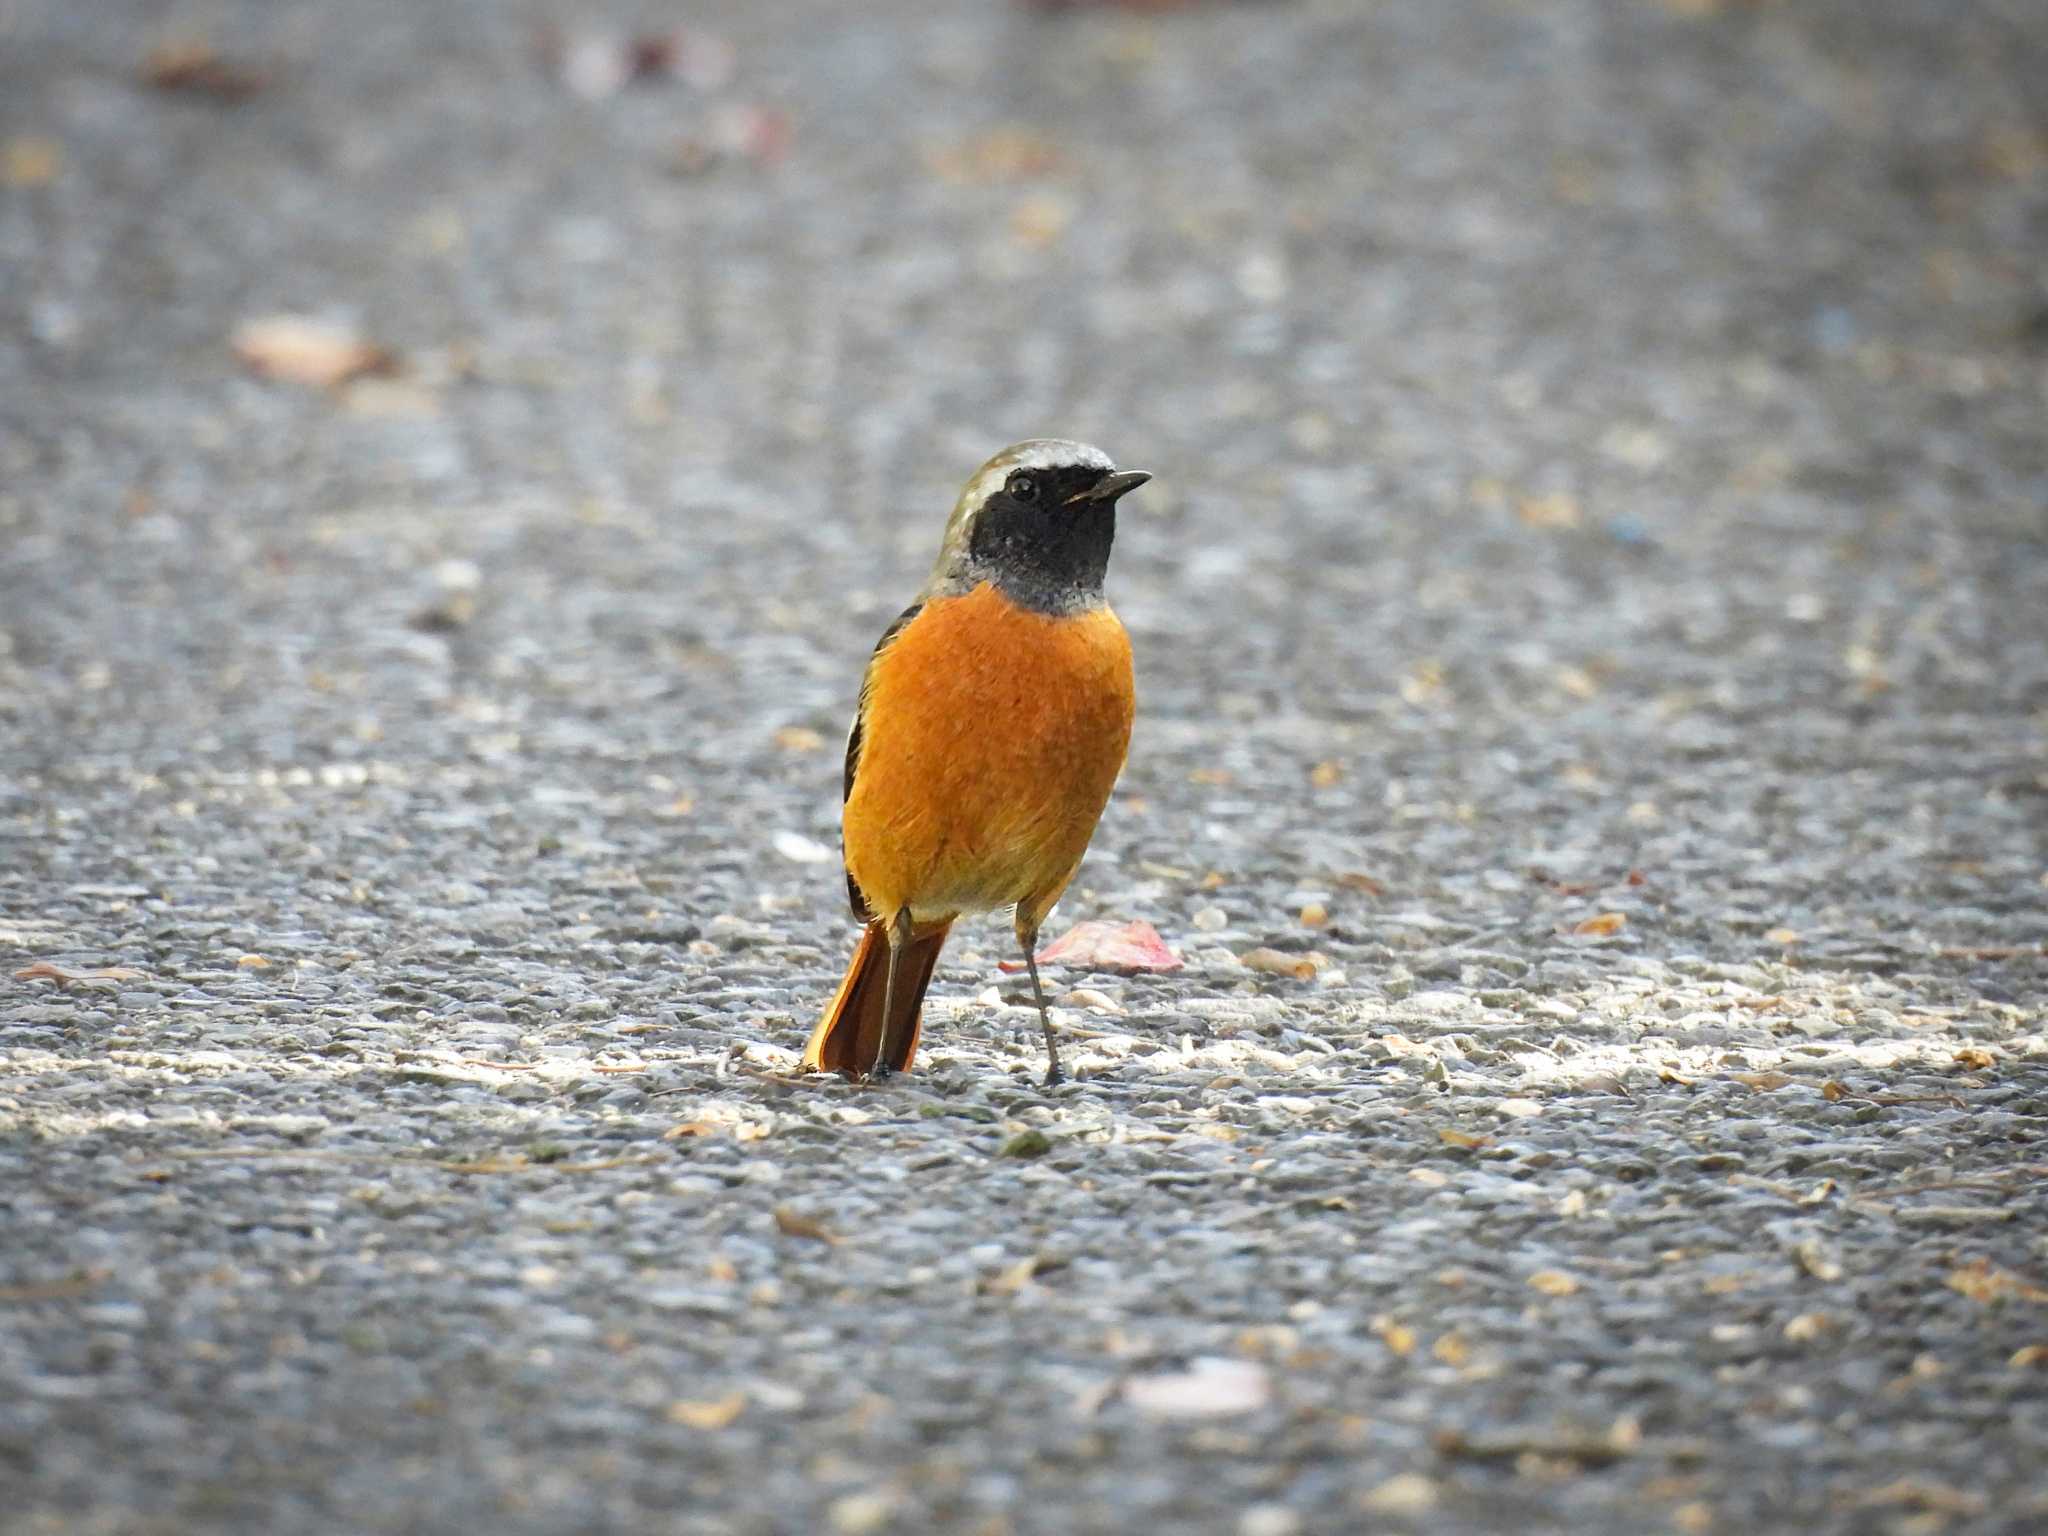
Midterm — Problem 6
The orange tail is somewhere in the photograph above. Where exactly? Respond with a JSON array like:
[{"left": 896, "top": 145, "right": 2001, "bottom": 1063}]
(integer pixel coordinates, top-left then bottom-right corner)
[{"left": 803, "top": 920, "right": 953, "bottom": 1077}]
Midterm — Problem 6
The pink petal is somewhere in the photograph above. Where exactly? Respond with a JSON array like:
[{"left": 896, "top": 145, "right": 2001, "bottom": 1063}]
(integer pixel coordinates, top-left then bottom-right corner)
[{"left": 998, "top": 919, "right": 1182, "bottom": 975}]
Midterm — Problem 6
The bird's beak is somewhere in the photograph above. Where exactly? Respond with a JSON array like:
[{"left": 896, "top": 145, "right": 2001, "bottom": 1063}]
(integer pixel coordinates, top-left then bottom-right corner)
[{"left": 1071, "top": 470, "right": 1152, "bottom": 506}]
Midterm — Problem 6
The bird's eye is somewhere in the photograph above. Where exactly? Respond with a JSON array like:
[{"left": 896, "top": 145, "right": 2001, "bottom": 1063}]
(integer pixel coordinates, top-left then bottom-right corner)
[{"left": 1010, "top": 473, "right": 1039, "bottom": 503}]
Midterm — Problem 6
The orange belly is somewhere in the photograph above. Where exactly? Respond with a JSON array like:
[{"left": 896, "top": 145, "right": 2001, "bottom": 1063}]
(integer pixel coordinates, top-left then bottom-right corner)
[{"left": 843, "top": 581, "right": 1134, "bottom": 926}]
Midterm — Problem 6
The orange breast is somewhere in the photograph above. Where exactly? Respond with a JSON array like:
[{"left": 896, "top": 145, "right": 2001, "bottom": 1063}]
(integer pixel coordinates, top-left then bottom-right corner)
[{"left": 843, "top": 581, "right": 1134, "bottom": 926}]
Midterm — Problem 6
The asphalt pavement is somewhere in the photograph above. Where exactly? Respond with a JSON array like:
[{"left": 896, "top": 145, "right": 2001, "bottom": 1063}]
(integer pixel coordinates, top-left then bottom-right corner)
[{"left": 3, "top": 1, "right": 2046, "bottom": 1533}]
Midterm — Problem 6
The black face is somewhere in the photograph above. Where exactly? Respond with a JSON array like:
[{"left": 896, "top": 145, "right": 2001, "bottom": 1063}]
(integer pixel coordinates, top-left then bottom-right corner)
[{"left": 968, "top": 462, "right": 1134, "bottom": 613}]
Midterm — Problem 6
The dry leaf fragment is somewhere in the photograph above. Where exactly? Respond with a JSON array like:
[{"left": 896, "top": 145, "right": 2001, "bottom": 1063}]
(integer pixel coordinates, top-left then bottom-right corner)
[
  {"left": 1952, "top": 1047, "right": 1996, "bottom": 1071},
  {"left": 1946, "top": 1260, "right": 2048, "bottom": 1305},
  {"left": 1334, "top": 871, "right": 1386, "bottom": 896},
  {"left": 1517, "top": 491, "right": 1582, "bottom": 529},
  {"left": 1240, "top": 947, "right": 1319, "bottom": 980},
  {"left": 1122, "top": 1357, "right": 1270, "bottom": 1418},
  {"left": 1573, "top": 911, "right": 1627, "bottom": 937},
  {"left": 1732, "top": 1071, "right": 1793, "bottom": 1092},
  {"left": 666, "top": 1391, "right": 746, "bottom": 1430},
  {"left": 2, "top": 136, "right": 61, "bottom": 188},
  {"left": 143, "top": 43, "right": 269, "bottom": 100},
  {"left": 925, "top": 127, "right": 1064, "bottom": 184},
  {"left": 236, "top": 954, "right": 271, "bottom": 969},
  {"left": 1527, "top": 1269, "right": 1580, "bottom": 1297},
  {"left": 1357, "top": 1474, "right": 1438, "bottom": 1515},
  {"left": 1438, "top": 1128, "right": 1491, "bottom": 1151},
  {"left": 1308, "top": 760, "right": 1344, "bottom": 789},
  {"left": 999, "top": 919, "right": 1181, "bottom": 975},
  {"left": 13, "top": 961, "right": 146, "bottom": 986},
  {"left": 1783, "top": 1312, "right": 1834, "bottom": 1341},
  {"left": 772, "top": 1206, "right": 837, "bottom": 1244},
  {"left": 979, "top": 1253, "right": 1067, "bottom": 1296},
  {"left": 232, "top": 316, "right": 395, "bottom": 388},
  {"left": 1371, "top": 1316, "right": 1416, "bottom": 1356},
  {"left": 1431, "top": 1333, "right": 1469, "bottom": 1366},
  {"left": 1792, "top": 1239, "right": 1843, "bottom": 1282},
  {"left": 662, "top": 1121, "right": 718, "bottom": 1140},
  {"left": 1858, "top": 1479, "right": 1986, "bottom": 1516},
  {"left": 1820, "top": 1080, "right": 1848, "bottom": 1102},
  {"left": 709, "top": 103, "right": 794, "bottom": 169},
  {"left": 2009, "top": 1344, "right": 2048, "bottom": 1369}
]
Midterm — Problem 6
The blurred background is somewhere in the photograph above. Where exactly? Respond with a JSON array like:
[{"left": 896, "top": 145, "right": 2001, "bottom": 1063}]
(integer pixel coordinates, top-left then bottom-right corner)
[
  {"left": 3, "top": 1, "right": 2046, "bottom": 1532},
  {"left": 3, "top": 0, "right": 2042, "bottom": 968}
]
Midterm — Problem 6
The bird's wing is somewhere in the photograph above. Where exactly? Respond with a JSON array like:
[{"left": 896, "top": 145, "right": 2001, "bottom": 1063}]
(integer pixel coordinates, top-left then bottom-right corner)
[{"left": 841, "top": 601, "right": 923, "bottom": 920}]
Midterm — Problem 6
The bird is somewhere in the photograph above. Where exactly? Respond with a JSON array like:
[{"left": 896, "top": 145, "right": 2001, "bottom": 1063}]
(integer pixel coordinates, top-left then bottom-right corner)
[{"left": 802, "top": 439, "right": 1149, "bottom": 1087}]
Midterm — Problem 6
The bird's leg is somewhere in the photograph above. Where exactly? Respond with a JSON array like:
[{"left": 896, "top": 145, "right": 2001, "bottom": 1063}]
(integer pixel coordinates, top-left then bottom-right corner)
[
  {"left": 869, "top": 908, "right": 912, "bottom": 1082},
  {"left": 1016, "top": 920, "right": 1064, "bottom": 1087}
]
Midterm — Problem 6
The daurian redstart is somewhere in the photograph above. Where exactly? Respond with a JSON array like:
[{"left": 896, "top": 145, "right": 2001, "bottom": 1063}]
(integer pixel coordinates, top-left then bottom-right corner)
[{"left": 802, "top": 440, "right": 1149, "bottom": 1086}]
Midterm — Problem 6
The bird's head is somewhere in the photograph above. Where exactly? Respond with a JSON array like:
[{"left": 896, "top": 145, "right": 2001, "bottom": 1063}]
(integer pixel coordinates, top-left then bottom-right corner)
[{"left": 928, "top": 439, "right": 1150, "bottom": 612}]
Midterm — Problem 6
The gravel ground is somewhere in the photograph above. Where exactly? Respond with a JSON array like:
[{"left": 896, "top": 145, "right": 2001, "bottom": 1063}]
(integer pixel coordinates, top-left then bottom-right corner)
[{"left": 4, "top": 1, "right": 2047, "bottom": 1532}]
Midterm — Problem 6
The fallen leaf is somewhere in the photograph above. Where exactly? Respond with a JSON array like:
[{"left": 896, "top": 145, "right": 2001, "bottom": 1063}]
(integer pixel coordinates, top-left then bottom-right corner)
[
  {"left": 1437, "top": 1128, "right": 1491, "bottom": 1151},
  {"left": 1573, "top": 912, "right": 1627, "bottom": 937},
  {"left": 1792, "top": 1239, "right": 1843, "bottom": 1282},
  {"left": 0, "top": 1266, "right": 112, "bottom": 1303},
  {"left": 1239, "top": 947, "right": 1319, "bottom": 980},
  {"left": 663, "top": 1120, "right": 717, "bottom": 1141},
  {"left": 1357, "top": 1474, "right": 1438, "bottom": 1515},
  {"left": 1952, "top": 1047, "right": 1996, "bottom": 1071},
  {"left": 1334, "top": 871, "right": 1386, "bottom": 896},
  {"left": 708, "top": 103, "right": 794, "bottom": 169},
  {"left": 231, "top": 315, "right": 395, "bottom": 388},
  {"left": 2, "top": 135, "right": 61, "bottom": 188},
  {"left": 1372, "top": 1317, "right": 1417, "bottom": 1356},
  {"left": 143, "top": 43, "right": 269, "bottom": 100},
  {"left": 2010, "top": 1344, "right": 2048, "bottom": 1369},
  {"left": 979, "top": 1253, "right": 1068, "bottom": 1296},
  {"left": 13, "top": 962, "right": 146, "bottom": 986},
  {"left": 1947, "top": 1260, "right": 2048, "bottom": 1305},
  {"left": 1060, "top": 987, "right": 1124, "bottom": 1014},
  {"left": 1122, "top": 1357, "right": 1270, "bottom": 1418},
  {"left": 1857, "top": 1479, "right": 1986, "bottom": 1516},
  {"left": 1527, "top": 1269, "right": 1580, "bottom": 1297},
  {"left": 1732, "top": 1071, "right": 1793, "bottom": 1092},
  {"left": 772, "top": 1206, "right": 837, "bottom": 1244},
  {"left": 1431, "top": 1333, "right": 1469, "bottom": 1366},
  {"left": 666, "top": 1391, "right": 746, "bottom": 1430},
  {"left": 236, "top": 954, "right": 271, "bottom": 969},
  {"left": 1010, "top": 195, "right": 1071, "bottom": 248},
  {"left": 1820, "top": 1080, "right": 1848, "bottom": 1102},
  {"left": 1517, "top": 491, "right": 1582, "bottom": 530},
  {"left": 999, "top": 919, "right": 1181, "bottom": 975},
  {"left": 925, "top": 127, "right": 1063, "bottom": 184},
  {"left": 1308, "top": 760, "right": 1344, "bottom": 789}
]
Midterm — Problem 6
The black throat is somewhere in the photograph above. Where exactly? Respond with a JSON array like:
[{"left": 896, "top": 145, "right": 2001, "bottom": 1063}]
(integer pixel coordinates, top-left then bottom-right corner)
[{"left": 966, "top": 471, "right": 1117, "bottom": 614}]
